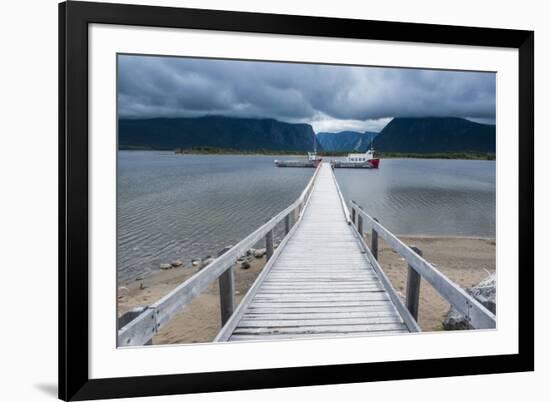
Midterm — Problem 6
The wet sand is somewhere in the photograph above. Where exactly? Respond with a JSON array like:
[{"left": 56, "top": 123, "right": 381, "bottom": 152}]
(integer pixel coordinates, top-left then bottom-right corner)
[{"left": 118, "top": 236, "right": 495, "bottom": 344}]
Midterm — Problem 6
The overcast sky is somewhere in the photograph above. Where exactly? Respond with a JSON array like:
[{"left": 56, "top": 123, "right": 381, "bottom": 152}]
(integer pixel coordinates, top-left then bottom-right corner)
[{"left": 118, "top": 54, "right": 496, "bottom": 133}]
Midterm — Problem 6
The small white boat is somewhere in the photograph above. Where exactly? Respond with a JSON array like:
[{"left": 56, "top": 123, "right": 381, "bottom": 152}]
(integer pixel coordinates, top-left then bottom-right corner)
[
  {"left": 274, "top": 139, "right": 323, "bottom": 168},
  {"left": 331, "top": 149, "right": 380, "bottom": 169},
  {"left": 274, "top": 152, "right": 322, "bottom": 167}
]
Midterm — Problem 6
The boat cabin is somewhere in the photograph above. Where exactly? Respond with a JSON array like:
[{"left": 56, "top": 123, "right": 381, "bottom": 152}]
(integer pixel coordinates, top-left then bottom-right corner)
[{"left": 346, "top": 149, "right": 376, "bottom": 162}]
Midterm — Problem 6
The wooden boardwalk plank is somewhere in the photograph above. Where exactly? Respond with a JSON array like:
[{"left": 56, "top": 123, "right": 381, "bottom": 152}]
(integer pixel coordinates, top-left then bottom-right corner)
[
  {"left": 244, "top": 306, "right": 396, "bottom": 314},
  {"left": 243, "top": 311, "right": 399, "bottom": 319},
  {"left": 258, "top": 288, "right": 384, "bottom": 293},
  {"left": 247, "top": 301, "right": 393, "bottom": 309},
  {"left": 238, "top": 317, "right": 404, "bottom": 327},
  {"left": 219, "top": 163, "right": 411, "bottom": 342},
  {"left": 229, "top": 330, "right": 409, "bottom": 341},
  {"left": 232, "top": 323, "right": 407, "bottom": 335}
]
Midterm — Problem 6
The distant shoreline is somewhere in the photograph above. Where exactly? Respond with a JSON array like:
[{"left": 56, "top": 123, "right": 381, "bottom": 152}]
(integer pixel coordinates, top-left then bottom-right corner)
[
  {"left": 378, "top": 151, "right": 495, "bottom": 161},
  {"left": 119, "top": 147, "right": 496, "bottom": 161}
]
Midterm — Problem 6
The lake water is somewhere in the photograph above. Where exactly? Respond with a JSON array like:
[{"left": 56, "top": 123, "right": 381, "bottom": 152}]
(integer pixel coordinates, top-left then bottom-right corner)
[
  {"left": 334, "top": 158, "right": 495, "bottom": 237},
  {"left": 117, "top": 151, "right": 495, "bottom": 283}
]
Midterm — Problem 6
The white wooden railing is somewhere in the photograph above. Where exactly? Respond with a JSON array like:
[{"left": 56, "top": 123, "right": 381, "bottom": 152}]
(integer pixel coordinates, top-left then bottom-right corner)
[
  {"left": 117, "top": 165, "right": 321, "bottom": 346},
  {"left": 349, "top": 200, "right": 496, "bottom": 330}
]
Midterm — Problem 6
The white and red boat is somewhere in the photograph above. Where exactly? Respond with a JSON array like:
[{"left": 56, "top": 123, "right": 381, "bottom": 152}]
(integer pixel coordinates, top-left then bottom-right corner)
[{"left": 331, "top": 148, "right": 380, "bottom": 169}]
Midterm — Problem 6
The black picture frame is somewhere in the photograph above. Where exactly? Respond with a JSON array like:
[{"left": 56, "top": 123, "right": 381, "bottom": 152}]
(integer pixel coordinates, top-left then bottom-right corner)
[{"left": 59, "top": 1, "right": 534, "bottom": 400}]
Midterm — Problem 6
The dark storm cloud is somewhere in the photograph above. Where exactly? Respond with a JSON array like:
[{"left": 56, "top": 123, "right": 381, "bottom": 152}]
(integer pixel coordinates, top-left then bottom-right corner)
[{"left": 118, "top": 55, "right": 496, "bottom": 129}]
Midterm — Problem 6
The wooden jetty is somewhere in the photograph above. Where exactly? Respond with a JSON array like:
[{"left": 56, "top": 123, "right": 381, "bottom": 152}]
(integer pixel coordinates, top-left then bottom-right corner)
[
  {"left": 215, "top": 163, "right": 414, "bottom": 340},
  {"left": 118, "top": 162, "right": 495, "bottom": 346}
]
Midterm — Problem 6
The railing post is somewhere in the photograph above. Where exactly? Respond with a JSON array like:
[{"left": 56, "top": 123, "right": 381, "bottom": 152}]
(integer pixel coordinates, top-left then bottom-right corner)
[
  {"left": 406, "top": 246, "right": 422, "bottom": 320},
  {"left": 351, "top": 206, "right": 356, "bottom": 226},
  {"left": 219, "top": 267, "right": 235, "bottom": 325},
  {"left": 371, "top": 217, "right": 379, "bottom": 260},
  {"left": 284, "top": 214, "right": 291, "bottom": 235},
  {"left": 357, "top": 215, "right": 363, "bottom": 237},
  {"left": 265, "top": 229, "right": 274, "bottom": 261}
]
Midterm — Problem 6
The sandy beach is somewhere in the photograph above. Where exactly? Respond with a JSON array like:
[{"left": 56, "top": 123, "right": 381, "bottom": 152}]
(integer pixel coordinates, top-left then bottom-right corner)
[
  {"left": 368, "top": 235, "right": 495, "bottom": 331},
  {"left": 118, "top": 235, "right": 495, "bottom": 345},
  {"left": 118, "top": 255, "right": 268, "bottom": 344}
]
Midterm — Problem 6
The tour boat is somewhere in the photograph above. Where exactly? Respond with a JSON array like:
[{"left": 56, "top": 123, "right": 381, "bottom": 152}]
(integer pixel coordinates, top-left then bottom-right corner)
[
  {"left": 274, "top": 151, "right": 322, "bottom": 168},
  {"left": 331, "top": 148, "right": 380, "bottom": 169},
  {"left": 274, "top": 140, "right": 322, "bottom": 168}
]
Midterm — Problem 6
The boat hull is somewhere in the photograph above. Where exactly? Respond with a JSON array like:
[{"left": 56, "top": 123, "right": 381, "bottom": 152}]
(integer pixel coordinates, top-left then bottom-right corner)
[{"left": 274, "top": 158, "right": 322, "bottom": 168}]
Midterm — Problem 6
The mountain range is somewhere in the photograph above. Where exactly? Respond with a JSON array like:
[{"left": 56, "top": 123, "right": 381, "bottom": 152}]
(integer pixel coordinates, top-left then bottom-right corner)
[
  {"left": 118, "top": 116, "right": 322, "bottom": 152},
  {"left": 373, "top": 117, "right": 495, "bottom": 153},
  {"left": 118, "top": 115, "right": 495, "bottom": 154},
  {"left": 316, "top": 131, "right": 378, "bottom": 152}
]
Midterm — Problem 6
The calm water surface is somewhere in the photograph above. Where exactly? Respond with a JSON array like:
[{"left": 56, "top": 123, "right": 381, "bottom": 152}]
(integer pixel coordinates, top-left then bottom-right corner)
[
  {"left": 334, "top": 158, "right": 495, "bottom": 237},
  {"left": 118, "top": 152, "right": 312, "bottom": 283},
  {"left": 118, "top": 152, "right": 495, "bottom": 283}
]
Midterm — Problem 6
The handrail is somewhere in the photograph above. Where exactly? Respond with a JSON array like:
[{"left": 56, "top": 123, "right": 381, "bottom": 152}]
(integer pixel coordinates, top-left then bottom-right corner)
[
  {"left": 348, "top": 222, "right": 422, "bottom": 333},
  {"left": 330, "top": 166, "right": 351, "bottom": 225},
  {"left": 350, "top": 200, "right": 496, "bottom": 330},
  {"left": 118, "top": 164, "right": 322, "bottom": 346}
]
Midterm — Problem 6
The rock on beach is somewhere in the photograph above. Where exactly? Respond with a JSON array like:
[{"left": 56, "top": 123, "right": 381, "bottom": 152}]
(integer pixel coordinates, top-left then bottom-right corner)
[
  {"left": 253, "top": 248, "right": 266, "bottom": 258},
  {"left": 197, "top": 257, "right": 215, "bottom": 270},
  {"left": 442, "top": 273, "right": 496, "bottom": 330}
]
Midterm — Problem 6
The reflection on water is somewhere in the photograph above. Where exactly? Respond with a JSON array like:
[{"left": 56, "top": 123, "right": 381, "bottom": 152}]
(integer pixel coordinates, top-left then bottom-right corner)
[{"left": 118, "top": 153, "right": 495, "bottom": 283}]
